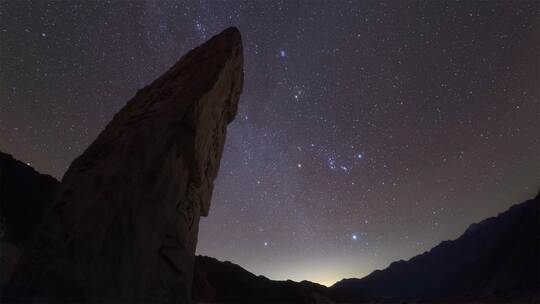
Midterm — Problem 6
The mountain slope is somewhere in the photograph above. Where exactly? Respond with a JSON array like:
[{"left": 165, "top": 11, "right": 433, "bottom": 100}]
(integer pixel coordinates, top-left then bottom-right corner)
[
  {"left": 330, "top": 193, "right": 540, "bottom": 300},
  {"left": 193, "top": 255, "right": 332, "bottom": 303},
  {"left": 0, "top": 152, "right": 60, "bottom": 244},
  {"left": 0, "top": 152, "right": 60, "bottom": 291}
]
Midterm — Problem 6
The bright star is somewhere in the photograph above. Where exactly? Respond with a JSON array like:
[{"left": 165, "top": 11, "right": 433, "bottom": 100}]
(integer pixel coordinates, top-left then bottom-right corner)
[
  {"left": 357, "top": 153, "right": 363, "bottom": 159},
  {"left": 297, "top": 163, "right": 302, "bottom": 168},
  {"left": 264, "top": 242, "right": 268, "bottom": 246},
  {"left": 352, "top": 234, "right": 358, "bottom": 240},
  {"left": 279, "top": 50, "right": 286, "bottom": 58},
  {"left": 328, "top": 157, "right": 337, "bottom": 170}
]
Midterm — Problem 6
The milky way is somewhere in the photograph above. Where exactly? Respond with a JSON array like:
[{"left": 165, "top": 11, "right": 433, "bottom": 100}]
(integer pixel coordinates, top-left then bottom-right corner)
[{"left": 1, "top": 1, "right": 539, "bottom": 285}]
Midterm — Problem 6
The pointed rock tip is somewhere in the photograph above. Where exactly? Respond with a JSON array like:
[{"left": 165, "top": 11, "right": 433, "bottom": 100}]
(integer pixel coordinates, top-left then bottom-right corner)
[
  {"left": 222, "top": 26, "right": 241, "bottom": 38},
  {"left": 205, "top": 26, "right": 242, "bottom": 49}
]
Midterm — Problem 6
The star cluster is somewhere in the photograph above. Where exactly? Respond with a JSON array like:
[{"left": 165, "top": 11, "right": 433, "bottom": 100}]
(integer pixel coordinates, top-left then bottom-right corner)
[{"left": 1, "top": 1, "right": 538, "bottom": 286}]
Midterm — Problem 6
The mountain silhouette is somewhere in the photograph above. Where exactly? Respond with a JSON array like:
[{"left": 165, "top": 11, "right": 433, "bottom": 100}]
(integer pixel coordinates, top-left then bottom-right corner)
[
  {"left": 330, "top": 192, "right": 539, "bottom": 301},
  {"left": 1, "top": 150, "right": 538, "bottom": 303}
]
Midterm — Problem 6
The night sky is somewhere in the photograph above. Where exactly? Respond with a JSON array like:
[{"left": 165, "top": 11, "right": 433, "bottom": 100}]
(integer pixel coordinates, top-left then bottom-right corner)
[{"left": 1, "top": 1, "right": 539, "bottom": 286}]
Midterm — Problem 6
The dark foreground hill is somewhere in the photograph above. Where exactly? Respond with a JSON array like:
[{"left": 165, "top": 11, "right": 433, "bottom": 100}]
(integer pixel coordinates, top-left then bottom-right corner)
[
  {"left": 0, "top": 152, "right": 59, "bottom": 245},
  {"left": 193, "top": 255, "right": 332, "bottom": 303},
  {"left": 1, "top": 150, "right": 538, "bottom": 303},
  {"left": 330, "top": 192, "right": 540, "bottom": 301},
  {"left": 0, "top": 152, "right": 60, "bottom": 290},
  {"left": 0, "top": 151, "right": 332, "bottom": 303}
]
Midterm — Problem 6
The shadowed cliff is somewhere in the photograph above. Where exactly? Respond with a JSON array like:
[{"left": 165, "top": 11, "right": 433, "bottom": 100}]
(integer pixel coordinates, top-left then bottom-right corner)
[
  {"left": 2, "top": 26, "right": 243, "bottom": 304},
  {"left": 0, "top": 151, "right": 332, "bottom": 303}
]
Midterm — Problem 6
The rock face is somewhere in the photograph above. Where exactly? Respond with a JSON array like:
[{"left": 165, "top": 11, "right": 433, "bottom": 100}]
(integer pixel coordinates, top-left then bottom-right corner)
[
  {"left": 3, "top": 27, "right": 243, "bottom": 303},
  {"left": 0, "top": 151, "right": 331, "bottom": 304}
]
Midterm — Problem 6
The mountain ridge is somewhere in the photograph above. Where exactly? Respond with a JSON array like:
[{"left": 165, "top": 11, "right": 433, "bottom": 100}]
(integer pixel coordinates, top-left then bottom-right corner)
[
  {"left": 329, "top": 192, "right": 539, "bottom": 300},
  {"left": 1, "top": 150, "right": 538, "bottom": 303},
  {"left": 335, "top": 193, "right": 539, "bottom": 286}
]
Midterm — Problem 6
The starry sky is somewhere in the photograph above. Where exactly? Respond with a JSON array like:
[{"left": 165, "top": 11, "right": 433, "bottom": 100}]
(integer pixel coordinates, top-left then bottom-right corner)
[{"left": 1, "top": 1, "right": 539, "bottom": 286}]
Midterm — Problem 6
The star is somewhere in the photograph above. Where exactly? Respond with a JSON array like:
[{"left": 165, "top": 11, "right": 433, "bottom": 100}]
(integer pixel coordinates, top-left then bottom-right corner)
[
  {"left": 3, "top": 0, "right": 537, "bottom": 288},
  {"left": 328, "top": 157, "right": 337, "bottom": 170}
]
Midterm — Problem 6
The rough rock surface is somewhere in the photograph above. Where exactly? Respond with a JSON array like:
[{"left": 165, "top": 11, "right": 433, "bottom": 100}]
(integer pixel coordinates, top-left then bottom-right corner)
[
  {"left": 0, "top": 150, "right": 331, "bottom": 304},
  {"left": 3, "top": 27, "right": 243, "bottom": 303}
]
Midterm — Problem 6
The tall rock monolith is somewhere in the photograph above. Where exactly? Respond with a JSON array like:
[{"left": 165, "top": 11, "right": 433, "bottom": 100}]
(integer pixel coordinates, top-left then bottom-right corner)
[{"left": 4, "top": 27, "right": 243, "bottom": 304}]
